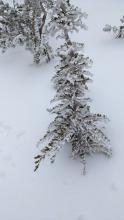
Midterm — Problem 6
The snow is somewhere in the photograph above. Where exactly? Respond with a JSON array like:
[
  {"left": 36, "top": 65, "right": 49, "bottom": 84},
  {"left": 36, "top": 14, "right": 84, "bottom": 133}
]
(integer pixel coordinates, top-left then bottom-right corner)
[{"left": 0, "top": 0, "right": 124, "bottom": 220}]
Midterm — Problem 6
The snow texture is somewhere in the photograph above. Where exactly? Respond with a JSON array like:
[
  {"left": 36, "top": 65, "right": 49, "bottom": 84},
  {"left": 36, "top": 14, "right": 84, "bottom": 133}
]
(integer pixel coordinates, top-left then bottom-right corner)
[{"left": 0, "top": 0, "right": 124, "bottom": 220}]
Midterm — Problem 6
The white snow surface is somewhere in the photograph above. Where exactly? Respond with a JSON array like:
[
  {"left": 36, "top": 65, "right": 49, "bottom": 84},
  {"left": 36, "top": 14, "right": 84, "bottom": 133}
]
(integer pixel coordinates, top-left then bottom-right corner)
[{"left": 0, "top": 0, "right": 124, "bottom": 220}]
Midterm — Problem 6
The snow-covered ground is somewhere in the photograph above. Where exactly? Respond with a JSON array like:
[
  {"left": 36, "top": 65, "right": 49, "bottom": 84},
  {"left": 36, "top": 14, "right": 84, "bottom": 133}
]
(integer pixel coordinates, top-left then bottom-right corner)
[{"left": 0, "top": 0, "right": 124, "bottom": 220}]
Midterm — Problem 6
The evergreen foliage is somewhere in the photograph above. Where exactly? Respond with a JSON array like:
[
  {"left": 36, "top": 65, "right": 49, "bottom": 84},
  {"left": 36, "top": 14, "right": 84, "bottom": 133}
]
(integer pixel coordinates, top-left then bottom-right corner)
[
  {"left": 103, "top": 16, "right": 124, "bottom": 38},
  {"left": 35, "top": 0, "right": 112, "bottom": 174},
  {"left": 0, "top": 0, "right": 53, "bottom": 63}
]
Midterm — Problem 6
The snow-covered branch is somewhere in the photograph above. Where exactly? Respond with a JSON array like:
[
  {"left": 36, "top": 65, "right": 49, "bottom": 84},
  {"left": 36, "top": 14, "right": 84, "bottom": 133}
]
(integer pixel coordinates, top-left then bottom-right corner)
[
  {"left": 103, "top": 16, "right": 124, "bottom": 38},
  {"left": 35, "top": 0, "right": 111, "bottom": 174}
]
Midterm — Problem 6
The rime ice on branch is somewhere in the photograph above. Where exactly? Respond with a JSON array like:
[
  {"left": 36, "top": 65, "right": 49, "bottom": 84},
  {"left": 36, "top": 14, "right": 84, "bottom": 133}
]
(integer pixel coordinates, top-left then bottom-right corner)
[
  {"left": 35, "top": 0, "right": 112, "bottom": 173},
  {"left": 103, "top": 16, "right": 124, "bottom": 38},
  {"left": 0, "top": 0, "right": 53, "bottom": 63}
]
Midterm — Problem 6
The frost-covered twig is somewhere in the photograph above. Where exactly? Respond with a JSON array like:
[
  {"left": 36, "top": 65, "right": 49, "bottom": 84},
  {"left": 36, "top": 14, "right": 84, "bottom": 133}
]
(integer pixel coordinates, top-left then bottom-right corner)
[{"left": 103, "top": 16, "right": 124, "bottom": 38}]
